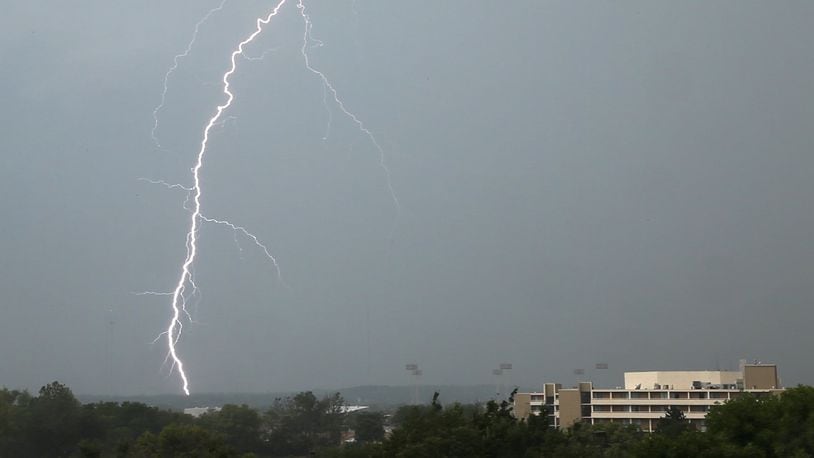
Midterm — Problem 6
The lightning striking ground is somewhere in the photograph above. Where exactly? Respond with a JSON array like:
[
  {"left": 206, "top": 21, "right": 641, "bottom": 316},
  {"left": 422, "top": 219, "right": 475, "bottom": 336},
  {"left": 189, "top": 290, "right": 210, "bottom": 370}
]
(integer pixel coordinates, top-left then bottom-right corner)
[
  {"left": 165, "top": 0, "right": 288, "bottom": 395},
  {"left": 151, "top": 0, "right": 230, "bottom": 150},
  {"left": 154, "top": 0, "right": 399, "bottom": 395}
]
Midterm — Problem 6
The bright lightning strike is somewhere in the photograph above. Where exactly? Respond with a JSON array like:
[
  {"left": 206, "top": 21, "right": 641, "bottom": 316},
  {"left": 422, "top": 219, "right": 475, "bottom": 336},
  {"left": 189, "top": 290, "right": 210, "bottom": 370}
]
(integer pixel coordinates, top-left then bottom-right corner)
[
  {"left": 165, "top": 0, "right": 288, "bottom": 395},
  {"left": 156, "top": 0, "right": 398, "bottom": 395},
  {"left": 151, "top": 0, "right": 229, "bottom": 150}
]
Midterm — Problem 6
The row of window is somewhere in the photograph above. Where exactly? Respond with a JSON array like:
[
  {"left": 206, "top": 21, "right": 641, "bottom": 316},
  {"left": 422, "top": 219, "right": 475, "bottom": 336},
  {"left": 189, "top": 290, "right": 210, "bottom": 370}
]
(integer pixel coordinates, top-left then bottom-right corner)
[
  {"left": 591, "top": 390, "right": 737, "bottom": 400},
  {"left": 591, "top": 404, "right": 710, "bottom": 413},
  {"left": 591, "top": 417, "right": 706, "bottom": 432}
]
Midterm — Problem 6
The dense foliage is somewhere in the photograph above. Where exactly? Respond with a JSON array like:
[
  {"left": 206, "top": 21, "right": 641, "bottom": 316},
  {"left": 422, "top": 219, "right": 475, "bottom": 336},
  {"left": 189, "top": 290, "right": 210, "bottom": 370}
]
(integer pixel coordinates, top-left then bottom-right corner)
[
  {"left": 0, "top": 382, "right": 346, "bottom": 457},
  {"left": 2, "top": 382, "right": 814, "bottom": 457}
]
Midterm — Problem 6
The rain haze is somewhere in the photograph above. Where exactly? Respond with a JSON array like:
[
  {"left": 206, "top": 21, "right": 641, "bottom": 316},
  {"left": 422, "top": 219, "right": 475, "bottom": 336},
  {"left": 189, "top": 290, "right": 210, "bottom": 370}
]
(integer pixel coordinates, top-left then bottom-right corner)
[{"left": 1, "top": 1, "right": 812, "bottom": 396}]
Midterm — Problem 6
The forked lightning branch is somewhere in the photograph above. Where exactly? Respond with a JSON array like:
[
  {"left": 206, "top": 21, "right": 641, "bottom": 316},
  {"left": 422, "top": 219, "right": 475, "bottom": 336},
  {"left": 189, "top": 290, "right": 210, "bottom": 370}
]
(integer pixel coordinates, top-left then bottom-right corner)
[{"left": 145, "top": 0, "right": 396, "bottom": 395}]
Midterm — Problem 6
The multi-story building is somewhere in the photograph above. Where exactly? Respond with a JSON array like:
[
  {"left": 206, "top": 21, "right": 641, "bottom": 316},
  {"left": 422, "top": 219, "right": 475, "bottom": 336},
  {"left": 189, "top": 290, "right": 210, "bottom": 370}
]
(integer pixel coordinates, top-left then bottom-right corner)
[{"left": 514, "top": 363, "right": 782, "bottom": 432}]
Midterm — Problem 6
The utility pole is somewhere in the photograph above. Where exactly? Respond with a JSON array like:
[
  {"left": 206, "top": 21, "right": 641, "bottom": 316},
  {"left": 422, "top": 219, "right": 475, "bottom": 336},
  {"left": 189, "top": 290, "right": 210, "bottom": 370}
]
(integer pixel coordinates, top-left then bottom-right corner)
[
  {"left": 405, "top": 363, "right": 421, "bottom": 404},
  {"left": 107, "top": 306, "right": 115, "bottom": 397}
]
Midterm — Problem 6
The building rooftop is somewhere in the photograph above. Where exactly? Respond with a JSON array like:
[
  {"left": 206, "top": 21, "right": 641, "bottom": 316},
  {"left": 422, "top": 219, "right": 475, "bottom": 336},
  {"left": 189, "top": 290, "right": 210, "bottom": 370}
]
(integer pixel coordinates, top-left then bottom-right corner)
[{"left": 623, "top": 370, "right": 741, "bottom": 390}]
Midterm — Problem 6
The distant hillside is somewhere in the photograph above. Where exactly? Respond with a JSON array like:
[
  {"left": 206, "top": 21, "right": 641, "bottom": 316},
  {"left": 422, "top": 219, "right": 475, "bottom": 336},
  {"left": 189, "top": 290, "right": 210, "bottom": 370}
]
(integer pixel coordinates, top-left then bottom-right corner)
[
  {"left": 78, "top": 384, "right": 529, "bottom": 411},
  {"left": 336, "top": 384, "right": 521, "bottom": 408}
]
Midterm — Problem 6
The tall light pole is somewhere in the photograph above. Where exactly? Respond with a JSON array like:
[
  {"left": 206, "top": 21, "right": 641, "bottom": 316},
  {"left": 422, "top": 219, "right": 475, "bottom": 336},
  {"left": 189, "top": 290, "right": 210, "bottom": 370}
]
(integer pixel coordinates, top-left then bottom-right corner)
[
  {"left": 107, "top": 306, "right": 115, "bottom": 397},
  {"left": 413, "top": 369, "right": 422, "bottom": 405},
  {"left": 405, "top": 363, "right": 421, "bottom": 405},
  {"left": 492, "top": 368, "right": 503, "bottom": 398},
  {"left": 595, "top": 362, "right": 608, "bottom": 387},
  {"left": 573, "top": 368, "right": 585, "bottom": 385},
  {"left": 499, "top": 363, "right": 512, "bottom": 398}
]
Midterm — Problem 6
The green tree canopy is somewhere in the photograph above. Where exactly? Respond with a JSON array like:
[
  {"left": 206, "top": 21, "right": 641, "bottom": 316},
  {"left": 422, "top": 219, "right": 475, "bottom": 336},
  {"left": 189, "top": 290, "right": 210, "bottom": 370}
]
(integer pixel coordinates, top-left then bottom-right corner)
[
  {"left": 198, "top": 404, "right": 263, "bottom": 453},
  {"left": 265, "top": 391, "right": 346, "bottom": 456},
  {"left": 352, "top": 411, "right": 385, "bottom": 444}
]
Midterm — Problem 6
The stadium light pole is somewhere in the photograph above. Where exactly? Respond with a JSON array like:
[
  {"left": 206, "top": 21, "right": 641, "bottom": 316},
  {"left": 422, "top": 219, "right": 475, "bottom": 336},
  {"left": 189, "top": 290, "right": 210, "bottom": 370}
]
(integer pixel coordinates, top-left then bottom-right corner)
[
  {"left": 405, "top": 363, "right": 420, "bottom": 405},
  {"left": 499, "top": 363, "right": 512, "bottom": 398}
]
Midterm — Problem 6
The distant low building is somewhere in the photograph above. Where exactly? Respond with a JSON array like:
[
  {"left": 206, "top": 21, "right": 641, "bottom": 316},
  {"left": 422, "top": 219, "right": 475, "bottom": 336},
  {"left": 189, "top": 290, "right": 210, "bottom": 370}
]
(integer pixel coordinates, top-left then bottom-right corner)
[
  {"left": 514, "top": 362, "right": 782, "bottom": 432},
  {"left": 339, "top": 405, "right": 369, "bottom": 414},
  {"left": 183, "top": 406, "right": 221, "bottom": 417}
]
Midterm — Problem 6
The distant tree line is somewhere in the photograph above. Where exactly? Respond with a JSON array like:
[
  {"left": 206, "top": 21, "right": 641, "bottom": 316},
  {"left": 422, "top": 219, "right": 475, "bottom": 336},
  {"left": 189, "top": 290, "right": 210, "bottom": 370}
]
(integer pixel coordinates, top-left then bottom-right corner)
[
  {"left": 0, "top": 382, "right": 357, "bottom": 457},
  {"left": 2, "top": 381, "right": 814, "bottom": 457}
]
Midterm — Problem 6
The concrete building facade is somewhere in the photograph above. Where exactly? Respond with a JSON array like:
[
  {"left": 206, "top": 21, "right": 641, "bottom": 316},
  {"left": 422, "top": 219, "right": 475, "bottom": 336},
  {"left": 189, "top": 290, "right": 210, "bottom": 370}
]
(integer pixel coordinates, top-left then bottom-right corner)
[{"left": 515, "top": 363, "right": 782, "bottom": 432}]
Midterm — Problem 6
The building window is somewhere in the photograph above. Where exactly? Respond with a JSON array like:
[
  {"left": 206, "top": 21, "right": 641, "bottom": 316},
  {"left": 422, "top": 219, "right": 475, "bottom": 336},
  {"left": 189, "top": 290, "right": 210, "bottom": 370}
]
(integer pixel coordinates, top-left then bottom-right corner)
[{"left": 631, "top": 418, "right": 648, "bottom": 430}]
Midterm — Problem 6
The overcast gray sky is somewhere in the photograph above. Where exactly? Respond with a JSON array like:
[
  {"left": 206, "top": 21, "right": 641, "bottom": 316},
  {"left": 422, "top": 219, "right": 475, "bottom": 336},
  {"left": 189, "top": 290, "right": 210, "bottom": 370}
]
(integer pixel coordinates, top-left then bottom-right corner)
[{"left": 1, "top": 1, "right": 812, "bottom": 395}]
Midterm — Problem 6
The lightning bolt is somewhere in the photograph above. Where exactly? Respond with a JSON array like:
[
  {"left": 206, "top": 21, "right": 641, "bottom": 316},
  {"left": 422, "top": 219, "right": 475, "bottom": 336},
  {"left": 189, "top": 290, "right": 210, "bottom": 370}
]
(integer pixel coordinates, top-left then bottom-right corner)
[
  {"left": 138, "top": 177, "right": 193, "bottom": 192},
  {"left": 133, "top": 291, "right": 174, "bottom": 297},
  {"left": 198, "top": 215, "right": 283, "bottom": 282},
  {"left": 299, "top": 20, "right": 332, "bottom": 141},
  {"left": 165, "top": 0, "right": 288, "bottom": 395},
  {"left": 151, "top": 0, "right": 230, "bottom": 150},
  {"left": 320, "top": 80, "right": 333, "bottom": 141},
  {"left": 155, "top": 0, "right": 397, "bottom": 395},
  {"left": 138, "top": 176, "right": 278, "bottom": 310},
  {"left": 296, "top": 0, "right": 400, "bottom": 216},
  {"left": 139, "top": 176, "right": 279, "bottom": 275},
  {"left": 244, "top": 46, "right": 282, "bottom": 62}
]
